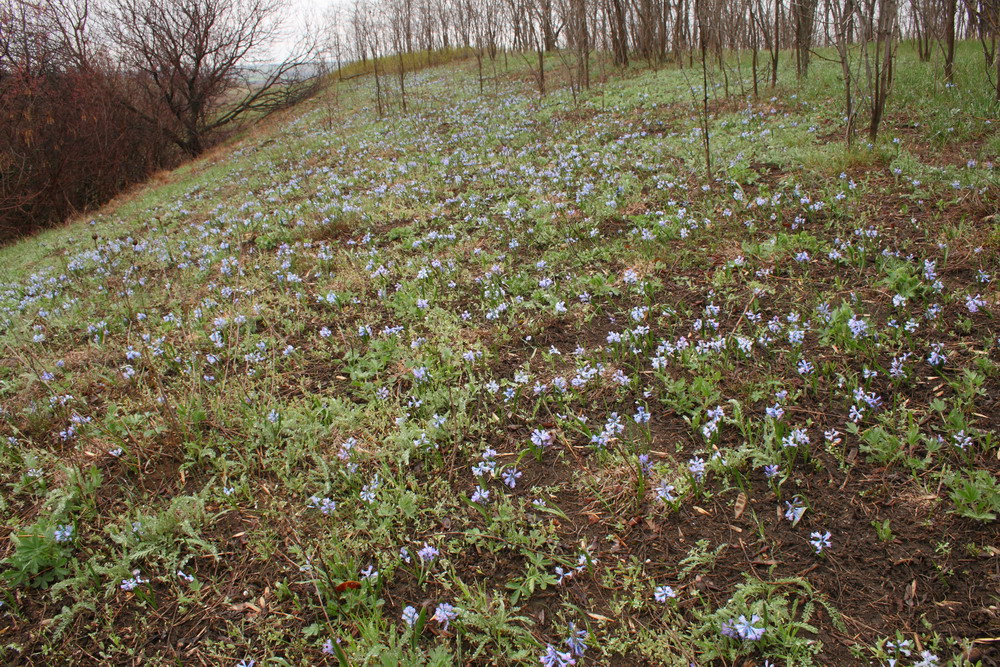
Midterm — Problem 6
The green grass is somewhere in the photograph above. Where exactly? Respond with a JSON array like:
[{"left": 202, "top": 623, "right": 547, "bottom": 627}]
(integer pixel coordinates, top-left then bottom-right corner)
[{"left": 0, "top": 42, "right": 997, "bottom": 666}]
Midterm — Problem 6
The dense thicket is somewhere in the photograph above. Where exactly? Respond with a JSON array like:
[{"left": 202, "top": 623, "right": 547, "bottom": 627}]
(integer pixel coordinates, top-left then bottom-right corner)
[
  {"left": 0, "top": 0, "right": 317, "bottom": 242},
  {"left": 0, "top": 2, "right": 174, "bottom": 241}
]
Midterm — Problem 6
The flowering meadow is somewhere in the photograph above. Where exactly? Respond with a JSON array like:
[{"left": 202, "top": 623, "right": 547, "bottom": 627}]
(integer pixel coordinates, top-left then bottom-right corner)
[{"left": 0, "top": 48, "right": 998, "bottom": 666}]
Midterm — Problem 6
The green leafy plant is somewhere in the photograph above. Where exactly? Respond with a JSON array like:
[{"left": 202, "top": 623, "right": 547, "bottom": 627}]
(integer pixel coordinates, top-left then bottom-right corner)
[
  {"left": 2, "top": 523, "right": 73, "bottom": 589},
  {"left": 947, "top": 470, "right": 1000, "bottom": 522},
  {"left": 872, "top": 519, "right": 893, "bottom": 542},
  {"left": 506, "top": 551, "right": 558, "bottom": 605},
  {"left": 690, "top": 577, "right": 842, "bottom": 665}
]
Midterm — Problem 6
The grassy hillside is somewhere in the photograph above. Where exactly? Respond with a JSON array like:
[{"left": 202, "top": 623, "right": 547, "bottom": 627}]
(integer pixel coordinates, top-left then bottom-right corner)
[{"left": 1, "top": 45, "right": 998, "bottom": 666}]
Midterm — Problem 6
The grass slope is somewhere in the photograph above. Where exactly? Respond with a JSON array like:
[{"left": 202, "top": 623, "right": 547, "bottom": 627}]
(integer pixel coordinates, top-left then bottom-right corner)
[{"left": 1, "top": 44, "right": 999, "bottom": 666}]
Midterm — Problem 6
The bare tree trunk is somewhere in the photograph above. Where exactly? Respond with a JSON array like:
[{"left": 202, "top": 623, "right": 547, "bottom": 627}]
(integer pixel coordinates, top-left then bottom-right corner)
[
  {"left": 606, "top": 0, "right": 629, "bottom": 65},
  {"left": 829, "top": 0, "right": 858, "bottom": 145},
  {"left": 372, "top": 43, "right": 384, "bottom": 116},
  {"left": 634, "top": 0, "right": 656, "bottom": 62},
  {"left": 697, "top": 0, "right": 711, "bottom": 175},
  {"left": 540, "top": 0, "right": 558, "bottom": 50},
  {"left": 964, "top": 0, "right": 1000, "bottom": 99},
  {"left": 911, "top": 0, "right": 929, "bottom": 61},
  {"left": 673, "top": 0, "right": 686, "bottom": 65},
  {"left": 659, "top": 0, "right": 670, "bottom": 61},
  {"left": 772, "top": 0, "right": 782, "bottom": 86},
  {"left": 571, "top": 0, "right": 591, "bottom": 88},
  {"left": 868, "top": 0, "right": 899, "bottom": 141},
  {"left": 944, "top": 0, "right": 958, "bottom": 81},
  {"left": 793, "top": 0, "right": 818, "bottom": 78},
  {"left": 750, "top": 0, "right": 760, "bottom": 96},
  {"left": 476, "top": 43, "right": 484, "bottom": 93},
  {"left": 398, "top": 50, "right": 407, "bottom": 111}
]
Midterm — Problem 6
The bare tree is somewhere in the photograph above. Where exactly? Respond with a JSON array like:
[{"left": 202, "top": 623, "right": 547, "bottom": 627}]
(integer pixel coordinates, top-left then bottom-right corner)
[
  {"left": 944, "top": 0, "right": 958, "bottom": 80},
  {"left": 828, "top": 0, "right": 861, "bottom": 143},
  {"left": 569, "top": 0, "right": 590, "bottom": 88},
  {"left": 605, "top": 0, "right": 629, "bottom": 65},
  {"left": 389, "top": 0, "right": 410, "bottom": 111},
  {"left": 695, "top": 0, "right": 711, "bottom": 175},
  {"left": 910, "top": 0, "right": 934, "bottom": 61},
  {"left": 772, "top": 0, "right": 784, "bottom": 86},
  {"left": 100, "top": 0, "right": 318, "bottom": 156},
  {"left": 962, "top": 0, "right": 1000, "bottom": 100},
  {"left": 860, "top": 0, "right": 899, "bottom": 141},
  {"left": 792, "top": 0, "right": 820, "bottom": 77}
]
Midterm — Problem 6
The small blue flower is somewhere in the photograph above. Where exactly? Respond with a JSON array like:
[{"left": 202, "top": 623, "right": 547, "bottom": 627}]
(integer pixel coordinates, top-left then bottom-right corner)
[
  {"left": 733, "top": 614, "right": 765, "bottom": 640},
  {"left": 809, "top": 530, "right": 832, "bottom": 554},
  {"left": 502, "top": 467, "right": 522, "bottom": 488},
  {"left": 540, "top": 644, "right": 576, "bottom": 666},
  {"left": 688, "top": 456, "right": 706, "bottom": 481},
  {"left": 654, "top": 585, "right": 676, "bottom": 603},
  {"left": 307, "top": 496, "right": 337, "bottom": 515},
  {"left": 417, "top": 543, "right": 439, "bottom": 563},
  {"left": 53, "top": 524, "right": 74, "bottom": 543},
  {"left": 530, "top": 429, "right": 552, "bottom": 448},
  {"left": 785, "top": 497, "right": 806, "bottom": 524},
  {"left": 432, "top": 602, "right": 458, "bottom": 630},
  {"left": 120, "top": 570, "right": 147, "bottom": 591},
  {"left": 565, "top": 622, "right": 587, "bottom": 656},
  {"left": 655, "top": 479, "right": 676, "bottom": 502},
  {"left": 633, "top": 406, "right": 650, "bottom": 423}
]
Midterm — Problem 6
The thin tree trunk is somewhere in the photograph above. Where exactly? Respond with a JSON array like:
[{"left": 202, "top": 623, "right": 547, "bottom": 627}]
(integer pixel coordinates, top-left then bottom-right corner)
[
  {"left": 944, "top": 0, "right": 958, "bottom": 81},
  {"left": 751, "top": 1, "right": 759, "bottom": 97},
  {"left": 772, "top": 0, "right": 781, "bottom": 86},
  {"left": 538, "top": 41, "right": 546, "bottom": 96},
  {"left": 398, "top": 50, "right": 407, "bottom": 112},
  {"left": 698, "top": 0, "right": 712, "bottom": 176},
  {"left": 373, "top": 46, "right": 383, "bottom": 116}
]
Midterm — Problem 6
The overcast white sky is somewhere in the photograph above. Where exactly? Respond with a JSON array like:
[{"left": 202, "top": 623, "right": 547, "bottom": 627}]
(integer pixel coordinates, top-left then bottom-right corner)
[{"left": 268, "top": 0, "right": 338, "bottom": 61}]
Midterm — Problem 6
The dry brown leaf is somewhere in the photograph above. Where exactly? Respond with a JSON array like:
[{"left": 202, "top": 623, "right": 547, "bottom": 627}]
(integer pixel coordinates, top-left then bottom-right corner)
[
  {"left": 734, "top": 492, "right": 747, "bottom": 519},
  {"left": 587, "top": 612, "right": 614, "bottom": 623}
]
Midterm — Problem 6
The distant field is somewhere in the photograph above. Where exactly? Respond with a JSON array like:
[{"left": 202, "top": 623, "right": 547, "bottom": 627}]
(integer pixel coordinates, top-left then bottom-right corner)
[{"left": 0, "top": 43, "right": 997, "bottom": 666}]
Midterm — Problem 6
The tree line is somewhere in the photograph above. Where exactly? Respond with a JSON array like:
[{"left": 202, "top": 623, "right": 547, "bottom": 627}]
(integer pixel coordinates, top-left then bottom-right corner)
[
  {"left": 325, "top": 0, "right": 998, "bottom": 100},
  {"left": 3, "top": 0, "right": 999, "bottom": 240}
]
